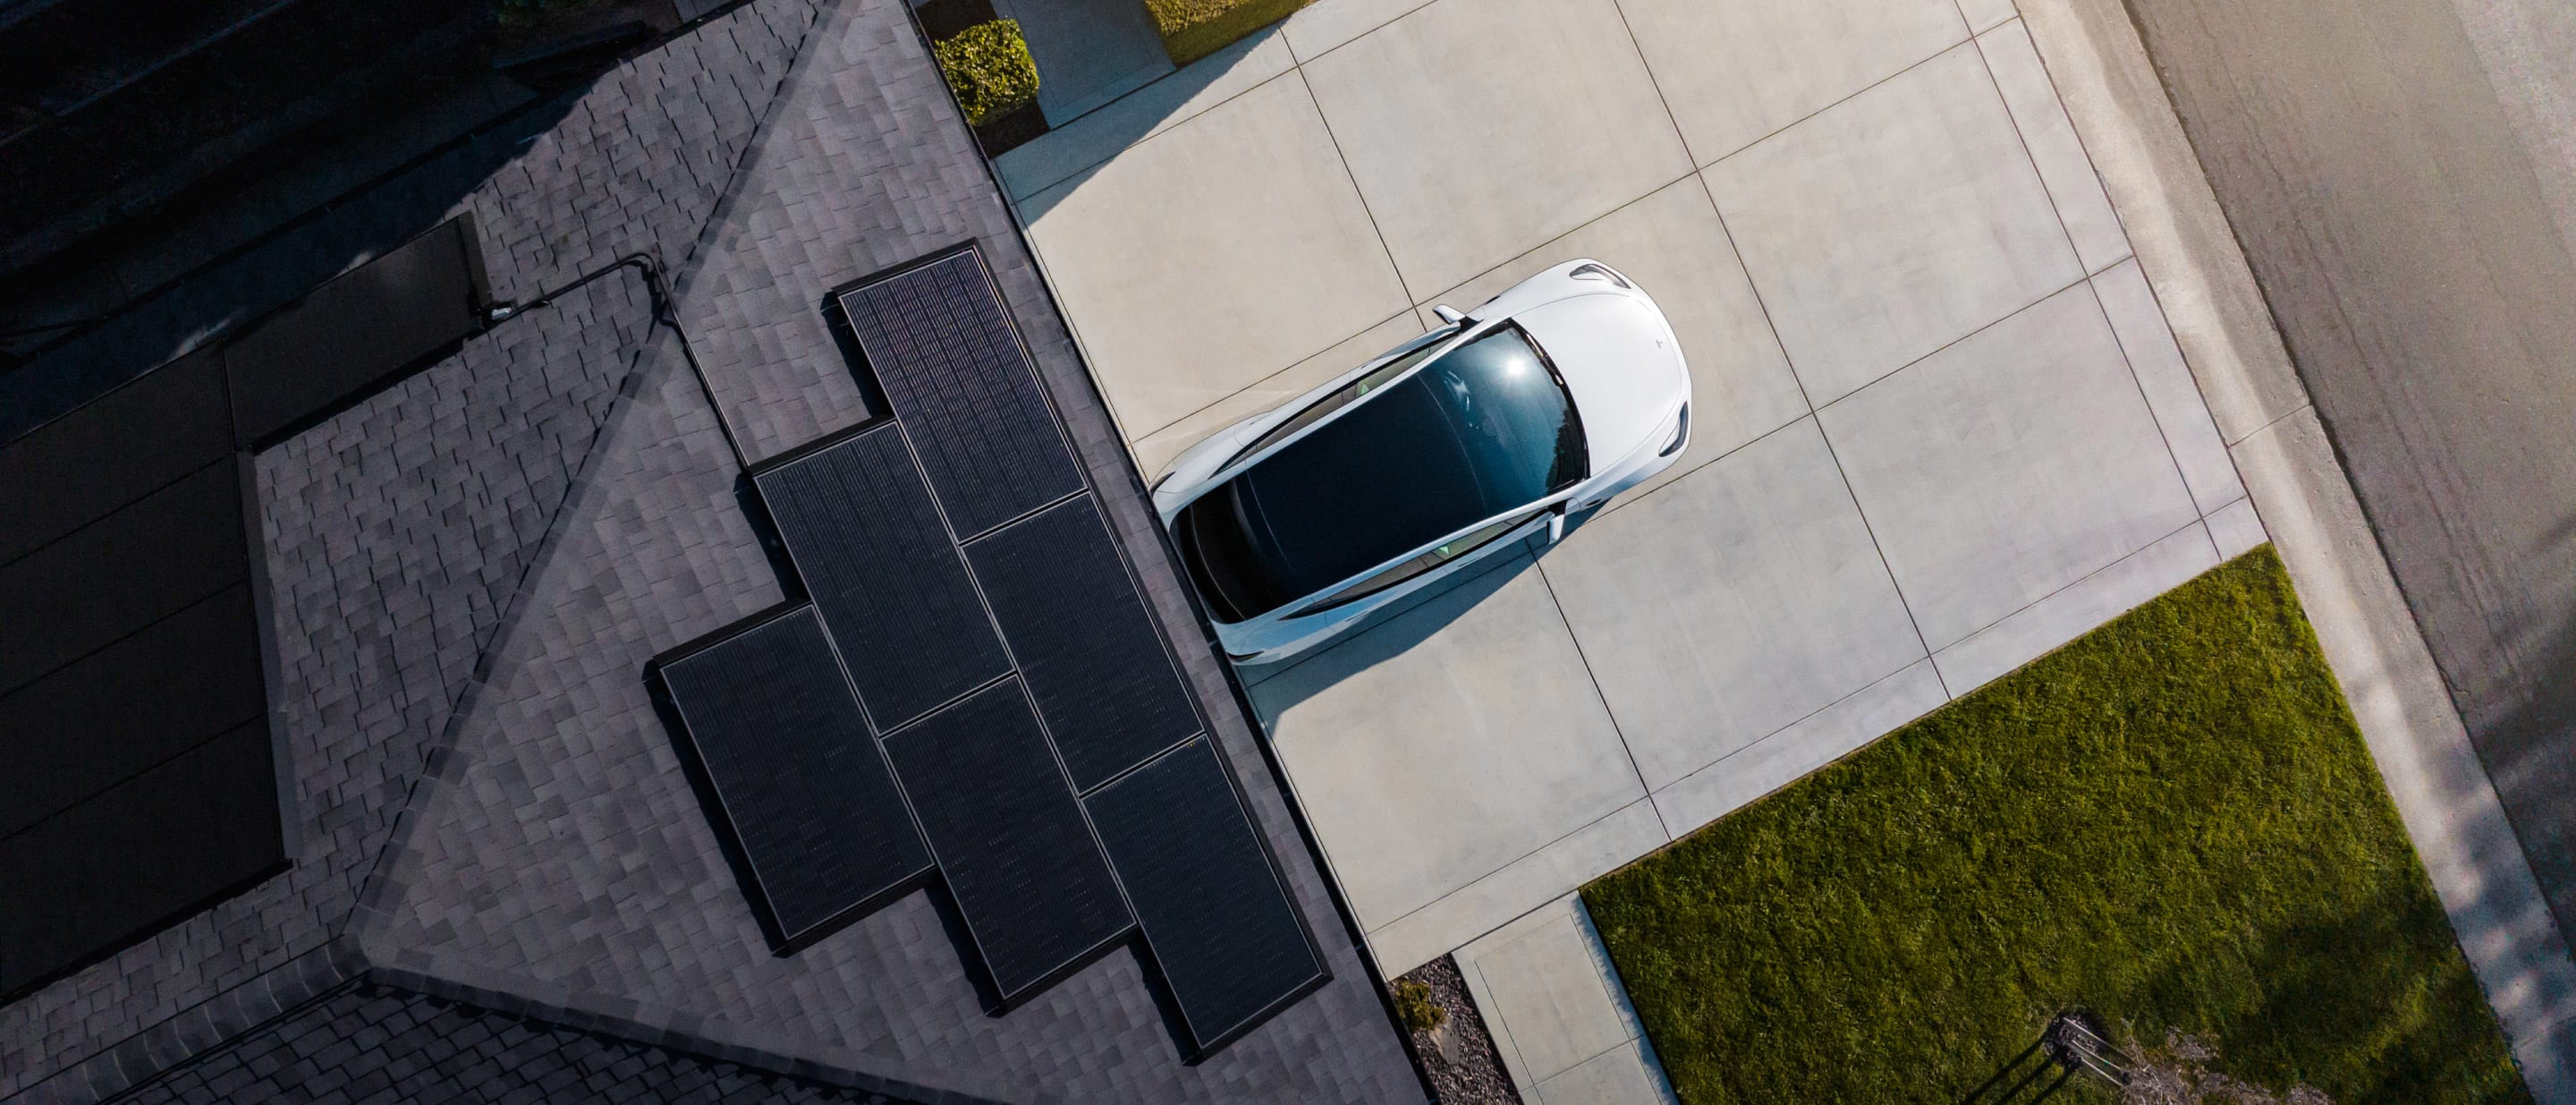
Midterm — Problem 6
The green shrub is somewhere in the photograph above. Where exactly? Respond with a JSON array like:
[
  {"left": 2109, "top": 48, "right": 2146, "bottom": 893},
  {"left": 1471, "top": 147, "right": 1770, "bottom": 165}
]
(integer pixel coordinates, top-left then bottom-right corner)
[
  {"left": 1391, "top": 978, "right": 1445, "bottom": 1034},
  {"left": 933, "top": 19, "right": 1038, "bottom": 126},
  {"left": 1144, "top": 0, "right": 1309, "bottom": 66}
]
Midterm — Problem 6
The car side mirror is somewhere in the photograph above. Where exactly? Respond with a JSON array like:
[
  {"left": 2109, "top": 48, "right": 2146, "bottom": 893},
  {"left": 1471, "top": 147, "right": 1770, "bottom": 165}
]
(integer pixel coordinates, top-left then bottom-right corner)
[
  {"left": 1546, "top": 510, "right": 1565, "bottom": 545},
  {"left": 1433, "top": 304, "right": 1466, "bottom": 326}
]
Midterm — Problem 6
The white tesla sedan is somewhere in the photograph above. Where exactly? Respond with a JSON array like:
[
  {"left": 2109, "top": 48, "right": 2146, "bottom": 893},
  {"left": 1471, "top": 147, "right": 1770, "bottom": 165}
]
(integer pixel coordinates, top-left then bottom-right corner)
[{"left": 1151, "top": 259, "right": 1692, "bottom": 664}]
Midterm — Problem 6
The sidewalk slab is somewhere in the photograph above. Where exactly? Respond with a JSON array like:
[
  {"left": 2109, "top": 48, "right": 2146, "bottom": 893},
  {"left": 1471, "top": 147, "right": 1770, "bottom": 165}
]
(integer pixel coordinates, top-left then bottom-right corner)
[
  {"left": 2092, "top": 257, "right": 2242, "bottom": 513},
  {"left": 1977, "top": 19, "right": 2131, "bottom": 272},
  {"left": 1455, "top": 896, "right": 1676, "bottom": 1104},
  {"left": 1616, "top": 0, "right": 1963, "bottom": 164},
  {"left": 1931, "top": 519, "right": 2217, "bottom": 693},
  {"left": 1817, "top": 283, "right": 2198, "bottom": 649},
  {"left": 1021, "top": 72, "right": 1407, "bottom": 438},
  {"left": 1705, "top": 44, "right": 2082, "bottom": 404},
  {"left": 1250, "top": 557, "right": 1639, "bottom": 935},
  {"left": 1543, "top": 419, "right": 1922, "bottom": 792},
  {"left": 1652, "top": 658, "right": 1946, "bottom": 838},
  {"left": 1299, "top": 0, "right": 1690, "bottom": 295}
]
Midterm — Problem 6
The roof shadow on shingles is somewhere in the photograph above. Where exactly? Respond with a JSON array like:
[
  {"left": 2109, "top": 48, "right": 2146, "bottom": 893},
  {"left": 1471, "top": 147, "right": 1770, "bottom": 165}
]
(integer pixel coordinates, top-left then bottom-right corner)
[{"left": 105, "top": 979, "right": 928, "bottom": 1105}]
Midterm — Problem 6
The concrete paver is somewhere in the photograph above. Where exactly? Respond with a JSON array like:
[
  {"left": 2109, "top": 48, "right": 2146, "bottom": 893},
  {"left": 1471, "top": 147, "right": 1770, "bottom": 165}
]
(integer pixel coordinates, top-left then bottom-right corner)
[
  {"left": 1282, "top": 0, "right": 1440, "bottom": 66},
  {"left": 1651, "top": 659, "right": 1947, "bottom": 837},
  {"left": 1817, "top": 284, "right": 2199, "bottom": 649},
  {"left": 1022, "top": 72, "right": 1407, "bottom": 439},
  {"left": 1130, "top": 310, "right": 1423, "bottom": 478},
  {"left": 1615, "top": 0, "right": 1964, "bottom": 164},
  {"left": 1706, "top": 43, "right": 2082, "bottom": 404},
  {"left": 1976, "top": 19, "right": 2131, "bottom": 273},
  {"left": 996, "top": 33, "right": 1295, "bottom": 203},
  {"left": 2207, "top": 496, "right": 2267, "bottom": 558},
  {"left": 1543, "top": 419, "right": 1922, "bottom": 791},
  {"left": 1368, "top": 800, "right": 1665, "bottom": 980},
  {"left": 1250, "top": 559, "right": 1639, "bottom": 934},
  {"left": 1931, "top": 520, "right": 2220, "bottom": 693},
  {"left": 1466, "top": 906, "right": 1631, "bottom": 1083},
  {"left": 2091, "top": 258, "right": 2242, "bottom": 514},
  {"left": 1298, "top": 0, "right": 1690, "bottom": 295},
  {"left": 1454, "top": 896, "right": 1675, "bottom": 1105},
  {"left": 1538, "top": 1041, "right": 1671, "bottom": 1105}
]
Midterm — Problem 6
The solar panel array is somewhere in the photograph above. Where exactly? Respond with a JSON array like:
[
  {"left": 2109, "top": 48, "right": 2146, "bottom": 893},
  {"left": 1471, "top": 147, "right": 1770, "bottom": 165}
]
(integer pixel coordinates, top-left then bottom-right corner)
[{"left": 648, "top": 246, "right": 1324, "bottom": 1057}]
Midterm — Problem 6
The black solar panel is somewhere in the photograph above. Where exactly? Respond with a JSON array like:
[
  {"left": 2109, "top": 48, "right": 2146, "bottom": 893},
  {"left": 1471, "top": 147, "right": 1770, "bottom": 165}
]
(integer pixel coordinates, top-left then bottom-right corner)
[
  {"left": 647, "top": 245, "right": 1334, "bottom": 1054},
  {"left": 834, "top": 249, "right": 1081, "bottom": 537},
  {"left": 964, "top": 497, "right": 1200, "bottom": 793},
  {"left": 1085, "top": 739, "right": 1323, "bottom": 1055},
  {"left": 0, "top": 460, "right": 246, "bottom": 695},
  {"left": 754, "top": 424, "right": 1009, "bottom": 729},
  {"left": 0, "top": 583, "right": 266, "bottom": 839},
  {"left": 653, "top": 607, "right": 932, "bottom": 946},
  {"left": 879, "top": 681, "right": 1133, "bottom": 1004}
]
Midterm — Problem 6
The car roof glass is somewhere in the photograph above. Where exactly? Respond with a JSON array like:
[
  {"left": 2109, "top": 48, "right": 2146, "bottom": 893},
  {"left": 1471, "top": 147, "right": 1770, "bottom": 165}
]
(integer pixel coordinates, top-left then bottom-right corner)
[{"left": 1176, "top": 326, "right": 1580, "bottom": 620}]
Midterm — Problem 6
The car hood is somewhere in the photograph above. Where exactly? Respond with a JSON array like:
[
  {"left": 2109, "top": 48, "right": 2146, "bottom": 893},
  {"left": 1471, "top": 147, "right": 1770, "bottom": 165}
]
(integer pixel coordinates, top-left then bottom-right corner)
[{"left": 1512, "top": 292, "right": 1685, "bottom": 464}]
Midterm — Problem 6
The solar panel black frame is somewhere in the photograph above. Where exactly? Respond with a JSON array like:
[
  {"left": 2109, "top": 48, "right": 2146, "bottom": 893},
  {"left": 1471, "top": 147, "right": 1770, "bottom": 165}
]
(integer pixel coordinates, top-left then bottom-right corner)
[
  {"left": 830, "top": 246, "right": 1083, "bottom": 539},
  {"left": 648, "top": 604, "right": 933, "bottom": 952},
  {"left": 963, "top": 497, "right": 1203, "bottom": 793},
  {"left": 1084, "top": 739, "right": 1326, "bottom": 1058},
  {"left": 750, "top": 422, "right": 1011, "bottom": 730},
  {"left": 878, "top": 680, "right": 1135, "bottom": 1008}
]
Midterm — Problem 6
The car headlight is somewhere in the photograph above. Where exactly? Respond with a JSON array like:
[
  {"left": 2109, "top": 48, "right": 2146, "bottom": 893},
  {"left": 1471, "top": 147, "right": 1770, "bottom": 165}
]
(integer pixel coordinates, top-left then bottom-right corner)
[{"left": 1658, "top": 403, "right": 1690, "bottom": 457}]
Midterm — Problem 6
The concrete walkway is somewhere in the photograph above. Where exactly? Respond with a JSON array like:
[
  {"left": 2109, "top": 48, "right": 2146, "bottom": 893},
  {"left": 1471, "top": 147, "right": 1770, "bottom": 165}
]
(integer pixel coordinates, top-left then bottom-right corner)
[
  {"left": 1453, "top": 896, "right": 1676, "bottom": 1105},
  {"left": 1003, "top": 0, "right": 2258, "bottom": 983}
]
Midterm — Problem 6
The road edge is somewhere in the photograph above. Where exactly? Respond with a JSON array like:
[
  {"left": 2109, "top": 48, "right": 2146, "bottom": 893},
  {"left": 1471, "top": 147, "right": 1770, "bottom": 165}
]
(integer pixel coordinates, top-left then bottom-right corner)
[{"left": 2017, "top": 0, "right": 2576, "bottom": 1094}]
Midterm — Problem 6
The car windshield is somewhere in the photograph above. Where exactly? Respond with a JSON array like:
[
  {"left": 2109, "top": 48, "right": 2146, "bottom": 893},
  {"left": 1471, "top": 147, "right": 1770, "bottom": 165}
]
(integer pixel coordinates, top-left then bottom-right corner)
[{"left": 1177, "top": 325, "right": 1585, "bottom": 622}]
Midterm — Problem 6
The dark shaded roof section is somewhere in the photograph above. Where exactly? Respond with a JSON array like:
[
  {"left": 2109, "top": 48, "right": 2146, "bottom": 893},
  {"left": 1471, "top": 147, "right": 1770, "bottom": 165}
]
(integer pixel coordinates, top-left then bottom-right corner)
[
  {"left": 0, "top": 1, "right": 829, "bottom": 1091},
  {"left": 649, "top": 605, "right": 932, "bottom": 949},
  {"left": 106, "top": 981, "right": 923, "bottom": 1105},
  {"left": 1086, "top": 740, "right": 1326, "bottom": 1058},
  {"left": 834, "top": 249, "right": 1082, "bottom": 538},
  {"left": 219, "top": 217, "right": 488, "bottom": 446},
  {"left": 0, "top": 431, "right": 277, "bottom": 1002},
  {"left": 0, "top": 345, "right": 229, "bottom": 565},
  {"left": 0, "top": 213, "right": 489, "bottom": 1003}
]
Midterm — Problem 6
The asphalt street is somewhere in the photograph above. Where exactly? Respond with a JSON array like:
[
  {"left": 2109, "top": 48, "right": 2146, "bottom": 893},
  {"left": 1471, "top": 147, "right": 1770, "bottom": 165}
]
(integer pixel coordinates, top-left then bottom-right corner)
[{"left": 2125, "top": 0, "right": 2576, "bottom": 943}]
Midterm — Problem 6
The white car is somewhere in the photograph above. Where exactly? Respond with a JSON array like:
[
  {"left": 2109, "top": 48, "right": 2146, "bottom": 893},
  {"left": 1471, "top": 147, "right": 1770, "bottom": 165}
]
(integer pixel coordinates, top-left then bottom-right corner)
[{"left": 1152, "top": 259, "right": 1691, "bottom": 664}]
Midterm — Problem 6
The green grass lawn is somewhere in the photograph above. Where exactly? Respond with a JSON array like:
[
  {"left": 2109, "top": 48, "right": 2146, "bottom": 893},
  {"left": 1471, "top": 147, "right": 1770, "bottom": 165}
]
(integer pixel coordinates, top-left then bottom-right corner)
[{"left": 1582, "top": 548, "right": 2526, "bottom": 1103}]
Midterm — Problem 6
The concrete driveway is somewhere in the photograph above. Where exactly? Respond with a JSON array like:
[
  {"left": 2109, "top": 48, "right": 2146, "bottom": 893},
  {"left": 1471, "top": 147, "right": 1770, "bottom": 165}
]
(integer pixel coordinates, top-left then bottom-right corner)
[{"left": 999, "top": 0, "right": 2266, "bottom": 981}]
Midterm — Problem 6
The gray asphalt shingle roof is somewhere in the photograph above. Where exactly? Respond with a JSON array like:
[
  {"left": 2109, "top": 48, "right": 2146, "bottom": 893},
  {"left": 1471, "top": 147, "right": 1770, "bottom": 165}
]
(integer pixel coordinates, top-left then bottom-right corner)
[{"left": 1, "top": 0, "right": 1420, "bottom": 1101}]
